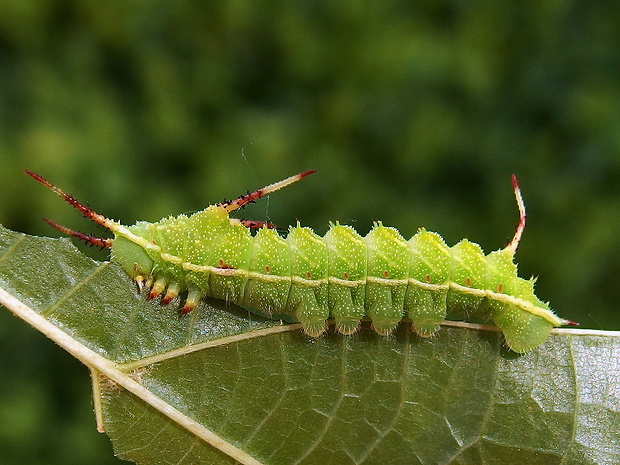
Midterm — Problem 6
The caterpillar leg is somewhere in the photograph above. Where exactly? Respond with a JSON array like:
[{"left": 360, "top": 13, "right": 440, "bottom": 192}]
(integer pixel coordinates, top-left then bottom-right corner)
[
  {"left": 302, "top": 320, "right": 328, "bottom": 338},
  {"left": 335, "top": 319, "right": 361, "bottom": 335},
  {"left": 161, "top": 282, "right": 181, "bottom": 305},
  {"left": 134, "top": 274, "right": 147, "bottom": 291},
  {"left": 146, "top": 277, "right": 203, "bottom": 315},
  {"left": 147, "top": 276, "right": 168, "bottom": 300},
  {"left": 405, "top": 287, "right": 447, "bottom": 338},
  {"left": 329, "top": 285, "right": 365, "bottom": 337},
  {"left": 367, "top": 285, "right": 402, "bottom": 336},
  {"left": 180, "top": 288, "right": 203, "bottom": 315},
  {"left": 144, "top": 276, "right": 182, "bottom": 305},
  {"left": 287, "top": 285, "right": 330, "bottom": 337}
]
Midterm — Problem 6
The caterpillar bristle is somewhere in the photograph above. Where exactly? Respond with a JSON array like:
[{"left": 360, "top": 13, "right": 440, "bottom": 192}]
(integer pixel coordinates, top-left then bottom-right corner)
[
  {"left": 218, "top": 169, "right": 316, "bottom": 212},
  {"left": 336, "top": 321, "right": 361, "bottom": 335},
  {"left": 303, "top": 321, "right": 328, "bottom": 338},
  {"left": 134, "top": 275, "right": 145, "bottom": 292},
  {"left": 413, "top": 324, "right": 441, "bottom": 338},
  {"left": 371, "top": 321, "right": 399, "bottom": 337}
]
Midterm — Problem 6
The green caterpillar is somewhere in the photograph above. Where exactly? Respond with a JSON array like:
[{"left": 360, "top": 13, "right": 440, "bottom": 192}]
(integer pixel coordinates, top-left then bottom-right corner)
[{"left": 26, "top": 169, "right": 574, "bottom": 353}]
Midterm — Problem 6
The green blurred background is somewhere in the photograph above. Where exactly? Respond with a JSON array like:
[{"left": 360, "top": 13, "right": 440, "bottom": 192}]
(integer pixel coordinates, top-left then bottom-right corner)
[{"left": 1, "top": 1, "right": 619, "bottom": 464}]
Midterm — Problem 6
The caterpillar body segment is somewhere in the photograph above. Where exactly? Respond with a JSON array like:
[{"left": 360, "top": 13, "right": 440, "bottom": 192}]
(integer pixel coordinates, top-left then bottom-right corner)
[{"left": 26, "top": 169, "right": 573, "bottom": 353}]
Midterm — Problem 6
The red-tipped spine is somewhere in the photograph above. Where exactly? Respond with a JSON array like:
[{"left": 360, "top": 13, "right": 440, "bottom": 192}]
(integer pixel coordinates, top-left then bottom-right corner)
[
  {"left": 25, "top": 170, "right": 114, "bottom": 230},
  {"left": 43, "top": 218, "right": 112, "bottom": 249},
  {"left": 504, "top": 174, "right": 527, "bottom": 255},
  {"left": 219, "top": 169, "right": 316, "bottom": 212}
]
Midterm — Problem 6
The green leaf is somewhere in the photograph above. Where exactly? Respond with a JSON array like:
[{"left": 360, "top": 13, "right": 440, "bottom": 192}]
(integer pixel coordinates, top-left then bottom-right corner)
[{"left": 1, "top": 224, "right": 619, "bottom": 465}]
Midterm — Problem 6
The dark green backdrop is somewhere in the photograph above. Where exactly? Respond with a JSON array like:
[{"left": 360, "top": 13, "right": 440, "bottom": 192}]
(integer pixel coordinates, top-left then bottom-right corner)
[{"left": 1, "top": 2, "right": 619, "bottom": 464}]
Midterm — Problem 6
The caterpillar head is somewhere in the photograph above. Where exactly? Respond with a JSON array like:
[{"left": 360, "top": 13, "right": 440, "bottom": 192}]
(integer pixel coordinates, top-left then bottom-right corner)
[{"left": 110, "top": 222, "right": 155, "bottom": 281}]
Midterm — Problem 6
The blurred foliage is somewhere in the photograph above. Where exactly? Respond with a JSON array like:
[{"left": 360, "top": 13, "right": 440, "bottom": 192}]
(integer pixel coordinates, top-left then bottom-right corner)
[{"left": 0, "top": 1, "right": 619, "bottom": 464}]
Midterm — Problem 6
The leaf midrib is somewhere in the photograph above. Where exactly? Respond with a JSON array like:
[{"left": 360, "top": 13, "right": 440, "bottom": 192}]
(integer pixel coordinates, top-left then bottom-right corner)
[{"left": 0, "top": 285, "right": 266, "bottom": 465}]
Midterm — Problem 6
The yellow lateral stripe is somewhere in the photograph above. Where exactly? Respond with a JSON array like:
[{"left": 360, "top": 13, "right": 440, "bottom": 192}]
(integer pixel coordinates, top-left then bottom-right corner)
[{"left": 116, "top": 226, "right": 563, "bottom": 327}]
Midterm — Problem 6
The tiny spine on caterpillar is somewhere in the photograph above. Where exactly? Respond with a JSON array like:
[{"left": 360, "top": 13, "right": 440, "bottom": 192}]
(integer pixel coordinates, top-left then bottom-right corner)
[{"left": 25, "top": 169, "right": 576, "bottom": 353}]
